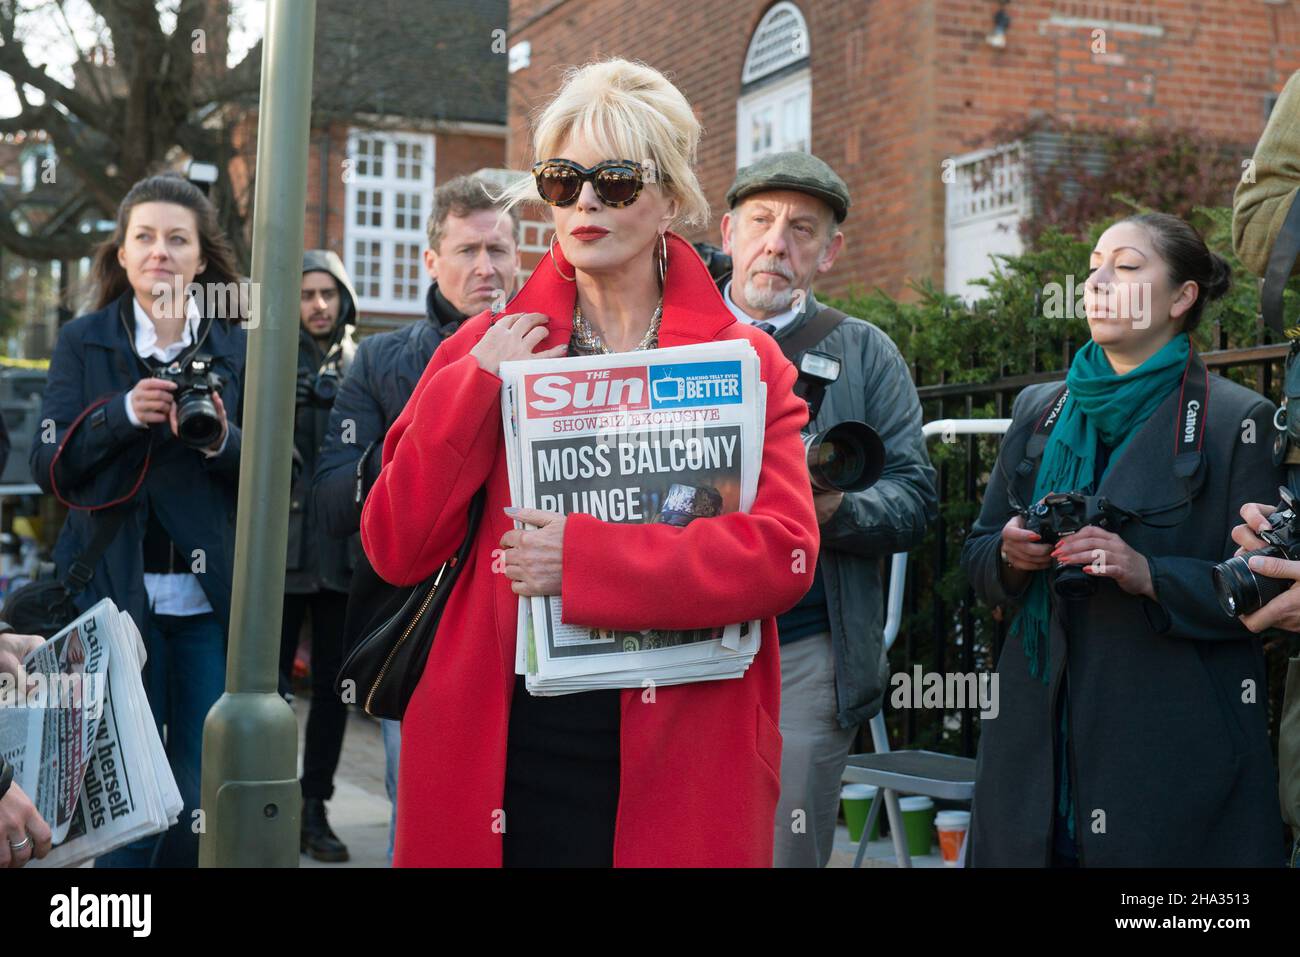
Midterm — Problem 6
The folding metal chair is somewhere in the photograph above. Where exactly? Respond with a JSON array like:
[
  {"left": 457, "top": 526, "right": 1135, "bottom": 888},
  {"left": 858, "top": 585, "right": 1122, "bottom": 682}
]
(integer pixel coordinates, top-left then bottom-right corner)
[{"left": 844, "top": 418, "right": 1011, "bottom": 868}]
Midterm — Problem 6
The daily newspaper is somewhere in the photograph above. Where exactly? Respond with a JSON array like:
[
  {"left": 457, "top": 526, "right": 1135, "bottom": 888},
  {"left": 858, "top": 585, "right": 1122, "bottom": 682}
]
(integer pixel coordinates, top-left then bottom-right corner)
[
  {"left": 500, "top": 340, "right": 768, "bottom": 694},
  {"left": 0, "top": 598, "right": 182, "bottom": 867}
]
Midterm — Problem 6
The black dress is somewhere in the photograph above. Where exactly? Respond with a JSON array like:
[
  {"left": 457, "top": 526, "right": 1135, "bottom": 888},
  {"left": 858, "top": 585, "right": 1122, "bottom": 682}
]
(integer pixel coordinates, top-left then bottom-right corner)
[{"left": 502, "top": 676, "right": 621, "bottom": 867}]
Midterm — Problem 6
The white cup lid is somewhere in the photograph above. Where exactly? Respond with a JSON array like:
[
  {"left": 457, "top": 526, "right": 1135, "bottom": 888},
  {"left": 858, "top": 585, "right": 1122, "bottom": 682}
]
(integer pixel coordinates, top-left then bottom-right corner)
[
  {"left": 898, "top": 796, "right": 934, "bottom": 811},
  {"left": 840, "top": 784, "right": 878, "bottom": 799},
  {"left": 935, "top": 810, "right": 971, "bottom": 826}
]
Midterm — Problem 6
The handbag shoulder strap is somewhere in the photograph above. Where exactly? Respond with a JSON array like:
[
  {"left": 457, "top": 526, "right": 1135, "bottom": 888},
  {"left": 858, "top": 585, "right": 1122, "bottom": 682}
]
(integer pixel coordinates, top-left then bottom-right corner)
[
  {"left": 1263, "top": 188, "right": 1300, "bottom": 339},
  {"left": 63, "top": 504, "right": 131, "bottom": 597},
  {"left": 777, "top": 306, "right": 849, "bottom": 363}
]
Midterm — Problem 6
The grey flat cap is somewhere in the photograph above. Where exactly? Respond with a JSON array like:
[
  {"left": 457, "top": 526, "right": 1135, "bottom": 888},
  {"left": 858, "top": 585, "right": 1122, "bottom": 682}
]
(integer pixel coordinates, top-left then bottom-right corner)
[{"left": 725, "top": 151, "right": 850, "bottom": 222}]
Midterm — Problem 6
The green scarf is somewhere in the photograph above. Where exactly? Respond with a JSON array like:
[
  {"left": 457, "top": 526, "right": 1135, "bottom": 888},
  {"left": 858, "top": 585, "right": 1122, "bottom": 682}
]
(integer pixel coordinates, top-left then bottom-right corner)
[{"left": 1010, "top": 332, "right": 1190, "bottom": 683}]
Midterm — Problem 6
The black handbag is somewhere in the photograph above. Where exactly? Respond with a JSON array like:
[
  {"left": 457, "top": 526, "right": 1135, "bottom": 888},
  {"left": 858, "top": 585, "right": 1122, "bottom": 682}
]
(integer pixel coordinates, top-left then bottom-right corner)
[
  {"left": 2, "top": 504, "right": 130, "bottom": 636},
  {"left": 336, "top": 488, "right": 486, "bottom": 720}
]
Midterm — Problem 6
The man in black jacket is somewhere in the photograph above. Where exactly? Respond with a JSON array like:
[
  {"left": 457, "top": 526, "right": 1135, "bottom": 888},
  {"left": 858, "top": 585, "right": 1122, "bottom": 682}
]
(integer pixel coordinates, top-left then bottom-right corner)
[
  {"left": 313, "top": 174, "right": 520, "bottom": 862},
  {"left": 285, "top": 250, "right": 359, "bottom": 862}
]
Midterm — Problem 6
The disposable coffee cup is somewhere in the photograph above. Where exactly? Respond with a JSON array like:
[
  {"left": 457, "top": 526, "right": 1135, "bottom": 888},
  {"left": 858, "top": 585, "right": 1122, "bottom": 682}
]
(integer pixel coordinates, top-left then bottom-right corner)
[
  {"left": 898, "top": 796, "right": 935, "bottom": 857},
  {"left": 840, "top": 784, "right": 879, "bottom": 843},
  {"left": 935, "top": 809, "right": 971, "bottom": 866}
]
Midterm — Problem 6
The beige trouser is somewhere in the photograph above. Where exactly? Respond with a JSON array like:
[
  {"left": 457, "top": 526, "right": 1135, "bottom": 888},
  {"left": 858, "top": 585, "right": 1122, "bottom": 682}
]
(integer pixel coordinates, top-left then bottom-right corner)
[{"left": 772, "top": 631, "right": 859, "bottom": 868}]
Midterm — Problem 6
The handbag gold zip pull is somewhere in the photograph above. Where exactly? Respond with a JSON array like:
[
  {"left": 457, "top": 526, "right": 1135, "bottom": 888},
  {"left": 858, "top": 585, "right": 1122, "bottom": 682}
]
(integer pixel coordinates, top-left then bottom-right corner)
[{"left": 365, "top": 557, "right": 453, "bottom": 714}]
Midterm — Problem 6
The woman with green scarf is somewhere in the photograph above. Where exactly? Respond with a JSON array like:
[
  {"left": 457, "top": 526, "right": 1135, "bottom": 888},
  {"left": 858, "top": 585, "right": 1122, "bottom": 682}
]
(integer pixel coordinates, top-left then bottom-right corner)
[{"left": 962, "top": 213, "right": 1287, "bottom": 867}]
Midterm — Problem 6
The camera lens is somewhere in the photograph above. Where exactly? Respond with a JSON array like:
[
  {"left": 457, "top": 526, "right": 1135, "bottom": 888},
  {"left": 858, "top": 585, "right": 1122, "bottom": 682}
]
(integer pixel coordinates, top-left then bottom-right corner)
[
  {"left": 176, "top": 391, "right": 221, "bottom": 449},
  {"left": 804, "top": 421, "right": 885, "bottom": 493},
  {"left": 1052, "top": 563, "right": 1097, "bottom": 600},
  {"left": 314, "top": 372, "right": 339, "bottom": 404},
  {"left": 1212, "top": 548, "right": 1289, "bottom": 618}
]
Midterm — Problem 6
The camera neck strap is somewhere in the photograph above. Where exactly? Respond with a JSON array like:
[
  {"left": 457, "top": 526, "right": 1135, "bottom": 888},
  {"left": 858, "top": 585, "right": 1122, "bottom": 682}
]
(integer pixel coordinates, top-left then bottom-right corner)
[
  {"left": 775, "top": 306, "right": 848, "bottom": 363},
  {"left": 1262, "top": 188, "right": 1300, "bottom": 342},
  {"left": 1007, "top": 349, "right": 1209, "bottom": 525}
]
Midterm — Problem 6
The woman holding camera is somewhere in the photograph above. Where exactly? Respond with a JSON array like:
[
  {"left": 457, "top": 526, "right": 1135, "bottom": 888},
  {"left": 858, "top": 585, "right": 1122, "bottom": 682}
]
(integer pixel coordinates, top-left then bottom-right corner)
[
  {"left": 361, "top": 59, "right": 818, "bottom": 867},
  {"left": 962, "top": 213, "right": 1286, "bottom": 866},
  {"left": 31, "top": 174, "right": 245, "bottom": 867}
]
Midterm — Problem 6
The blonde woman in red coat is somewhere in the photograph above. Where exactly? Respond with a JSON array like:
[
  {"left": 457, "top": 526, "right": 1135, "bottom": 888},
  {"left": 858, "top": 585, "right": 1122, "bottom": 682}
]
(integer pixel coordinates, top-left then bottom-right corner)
[{"left": 361, "top": 59, "right": 819, "bottom": 867}]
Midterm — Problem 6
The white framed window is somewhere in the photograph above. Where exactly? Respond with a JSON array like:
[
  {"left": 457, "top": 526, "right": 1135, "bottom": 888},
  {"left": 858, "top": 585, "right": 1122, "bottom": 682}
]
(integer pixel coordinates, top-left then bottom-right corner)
[
  {"left": 944, "top": 143, "right": 1027, "bottom": 301},
  {"left": 737, "top": 3, "right": 811, "bottom": 168},
  {"left": 344, "top": 129, "right": 436, "bottom": 314},
  {"left": 737, "top": 69, "right": 811, "bottom": 168}
]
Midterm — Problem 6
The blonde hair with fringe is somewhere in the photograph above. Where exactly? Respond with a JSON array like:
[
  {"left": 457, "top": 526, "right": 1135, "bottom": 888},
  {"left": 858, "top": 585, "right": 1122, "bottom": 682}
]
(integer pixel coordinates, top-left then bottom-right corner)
[{"left": 496, "top": 59, "right": 709, "bottom": 231}]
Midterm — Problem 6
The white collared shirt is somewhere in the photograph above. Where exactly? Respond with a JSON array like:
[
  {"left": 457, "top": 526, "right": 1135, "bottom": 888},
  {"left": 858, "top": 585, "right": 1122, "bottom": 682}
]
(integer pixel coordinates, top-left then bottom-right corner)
[
  {"left": 722, "top": 279, "right": 804, "bottom": 333},
  {"left": 123, "top": 294, "right": 221, "bottom": 618},
  {"left": 132, "top": 294, "right": 202, "bottom": 363}
]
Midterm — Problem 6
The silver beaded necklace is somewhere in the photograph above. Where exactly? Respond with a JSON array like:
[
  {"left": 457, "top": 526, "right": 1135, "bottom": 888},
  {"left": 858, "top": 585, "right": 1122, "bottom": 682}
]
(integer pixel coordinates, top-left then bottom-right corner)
[{"left": 572, "top": 296, "right": 664, "bottom": 354}]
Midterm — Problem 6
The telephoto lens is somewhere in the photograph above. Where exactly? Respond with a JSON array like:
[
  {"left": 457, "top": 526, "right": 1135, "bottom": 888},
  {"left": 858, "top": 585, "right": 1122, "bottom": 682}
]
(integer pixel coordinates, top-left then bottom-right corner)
[{"left": 803, "top": 421, "right": 884, "bottom": 493}]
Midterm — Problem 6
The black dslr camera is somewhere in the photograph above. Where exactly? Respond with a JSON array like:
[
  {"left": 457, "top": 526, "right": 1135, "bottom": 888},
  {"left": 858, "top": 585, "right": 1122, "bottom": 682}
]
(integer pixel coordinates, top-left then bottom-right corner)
[
  {"left": 297, "top": 362, "right": 341, "bottom": 407},
  {"left": 1020, "top": 492, "right": 1131, "bottom": 600},
  {"left": 156, "top": 354, "right": 224, "bottom": 450},
  {"left": 1213, "top": 486, "right": 1300, "bottom": 617},
  {"left": 795, "top": 351, "right": 884, "bottom": 493}
]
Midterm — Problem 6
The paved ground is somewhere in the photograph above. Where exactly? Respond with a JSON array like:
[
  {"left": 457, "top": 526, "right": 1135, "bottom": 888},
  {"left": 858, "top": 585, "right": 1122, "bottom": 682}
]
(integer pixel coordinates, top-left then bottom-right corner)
[
  {"left": 291, "top": 692, "right": 953, "bottom": 869},
  {"left": 828, "top": 828, "right": 949, "bottom": 868},
  {"left": 292, "top": 696, "right": 393, "bottom": 869}
]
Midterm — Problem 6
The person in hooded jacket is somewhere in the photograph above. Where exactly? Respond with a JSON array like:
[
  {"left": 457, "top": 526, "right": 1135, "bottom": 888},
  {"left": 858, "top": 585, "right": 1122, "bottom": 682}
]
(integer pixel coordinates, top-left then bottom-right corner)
[
  {"left": 281, "top": 250, "right": 359, "bottom": 862},
  {"left": 32, "top": 174, "right": 246, "bottom": 868}
]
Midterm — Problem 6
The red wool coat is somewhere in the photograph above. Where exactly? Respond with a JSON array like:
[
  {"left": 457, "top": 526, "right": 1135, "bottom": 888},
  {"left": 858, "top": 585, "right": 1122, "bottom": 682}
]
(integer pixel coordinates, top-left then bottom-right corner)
[{"left": 361, "top": 232, "right": 819, "bottom": 867}]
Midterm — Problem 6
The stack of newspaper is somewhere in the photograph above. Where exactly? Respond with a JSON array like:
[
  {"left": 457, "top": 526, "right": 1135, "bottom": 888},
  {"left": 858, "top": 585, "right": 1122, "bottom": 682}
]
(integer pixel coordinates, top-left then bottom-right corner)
[
  {"left": 0, "top": 598, "right": 182, "bottom": 867},
  {"left": 501, "top": 340, "right": 767, "bottom": 695}
]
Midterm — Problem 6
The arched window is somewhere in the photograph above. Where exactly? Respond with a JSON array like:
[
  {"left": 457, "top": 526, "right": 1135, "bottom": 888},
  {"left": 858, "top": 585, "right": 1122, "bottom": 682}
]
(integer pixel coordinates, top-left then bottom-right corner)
[{"left": 737, "top": 2, "right": 811, "bottom": 167}]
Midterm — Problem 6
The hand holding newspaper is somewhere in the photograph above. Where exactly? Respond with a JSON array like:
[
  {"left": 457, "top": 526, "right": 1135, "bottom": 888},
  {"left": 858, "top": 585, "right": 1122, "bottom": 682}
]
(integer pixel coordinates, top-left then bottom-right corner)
[
  {"left": 0, "top": 598, "right": 182, "bottom": 867},
  {"left": 500, "top": 340, "right": 769, "bottom": 695}
]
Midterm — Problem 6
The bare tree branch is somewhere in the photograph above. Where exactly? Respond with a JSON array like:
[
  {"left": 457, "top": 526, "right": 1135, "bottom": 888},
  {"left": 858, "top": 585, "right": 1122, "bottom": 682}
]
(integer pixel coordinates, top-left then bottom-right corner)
[
  {"left": 0, "top": 103, "right": 46, "bottom": 134},
  {"left": 53, "top": 0, "right": 113, "bottom": 113},
  {"left": 0, "top": 189, "right": 95, "bottom": 261},
  {"left": 0, "top": 40, "right": 105, "bottom": 130},
  {"left": 165, "top": 0, "right": 206, "bottom": 96}
]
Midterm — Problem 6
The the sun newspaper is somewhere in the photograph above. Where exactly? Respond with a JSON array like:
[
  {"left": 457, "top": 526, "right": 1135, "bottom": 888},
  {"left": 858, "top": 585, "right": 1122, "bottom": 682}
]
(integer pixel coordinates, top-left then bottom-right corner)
[
  {"left": 0, "top": 598, "right": 181, "bottom": 866},
  {"left": 500, "top": 340, "right": 769, "bottom": 695}
]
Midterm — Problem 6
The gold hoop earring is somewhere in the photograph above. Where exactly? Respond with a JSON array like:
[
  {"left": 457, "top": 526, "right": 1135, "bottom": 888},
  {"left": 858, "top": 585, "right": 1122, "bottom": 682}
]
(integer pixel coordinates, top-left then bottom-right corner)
[
  {"left": 657, "top": 232, "right": 668, "bottom": 286},
  {"left": 550, "top": 233, "right": 576, "bottom": 283}
]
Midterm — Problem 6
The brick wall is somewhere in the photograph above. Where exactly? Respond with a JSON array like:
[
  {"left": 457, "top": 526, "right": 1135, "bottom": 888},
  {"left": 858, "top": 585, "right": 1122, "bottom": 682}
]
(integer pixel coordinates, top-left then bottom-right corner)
[{"left": 508, "top": 0, "right": 1300, "bottom": 302}]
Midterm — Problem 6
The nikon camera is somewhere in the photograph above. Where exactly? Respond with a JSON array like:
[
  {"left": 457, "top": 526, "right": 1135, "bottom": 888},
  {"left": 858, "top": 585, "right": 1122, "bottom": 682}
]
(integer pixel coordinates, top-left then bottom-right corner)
[{"left": 1213, "top": 486, "right": 1300, "bottom": 617}]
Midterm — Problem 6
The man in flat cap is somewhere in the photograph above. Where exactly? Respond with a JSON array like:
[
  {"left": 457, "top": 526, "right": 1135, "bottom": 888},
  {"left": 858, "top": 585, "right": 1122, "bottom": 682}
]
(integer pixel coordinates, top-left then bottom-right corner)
[{"left": 719, "top": 151, "right": 938, "bottom": 868}]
